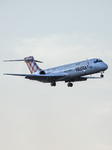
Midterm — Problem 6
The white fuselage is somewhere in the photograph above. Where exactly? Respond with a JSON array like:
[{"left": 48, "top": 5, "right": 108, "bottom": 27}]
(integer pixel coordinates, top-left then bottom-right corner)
[
  {"left": 4, "top": 57, "right": 108, "bottom": 86},
  {"left": 44, "top": 58, "right": 108, "bottom": 81}
]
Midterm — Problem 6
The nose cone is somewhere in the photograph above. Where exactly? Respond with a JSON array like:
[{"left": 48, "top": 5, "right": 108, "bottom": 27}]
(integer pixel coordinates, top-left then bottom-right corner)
[{"left": 103, "top": 63, "right": 108, "bottom": 71}]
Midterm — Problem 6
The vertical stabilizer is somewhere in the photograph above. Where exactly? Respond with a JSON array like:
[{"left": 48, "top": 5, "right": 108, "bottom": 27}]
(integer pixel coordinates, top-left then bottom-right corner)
[{"left": 24, "top": 56, "right": 41, "bottom": 74}]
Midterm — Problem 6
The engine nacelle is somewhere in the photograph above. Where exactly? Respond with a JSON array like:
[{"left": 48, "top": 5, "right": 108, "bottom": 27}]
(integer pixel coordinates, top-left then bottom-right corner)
[{"left": 40, "top": 70, "right": 45, "bottom": 74}]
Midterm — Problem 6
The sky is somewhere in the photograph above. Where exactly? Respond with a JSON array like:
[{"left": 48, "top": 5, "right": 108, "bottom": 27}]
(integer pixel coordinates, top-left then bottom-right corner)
[{"left": 0, "top": 0, "right": 112, "bottom": 150}]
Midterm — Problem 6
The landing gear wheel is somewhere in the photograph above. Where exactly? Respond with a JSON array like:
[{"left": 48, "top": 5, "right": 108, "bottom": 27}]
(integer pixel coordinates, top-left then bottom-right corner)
[
  {"left": 100, "top": 71, "right": 104, "bottom": 78},
  {"left": 67, "top": 82, "right": 73, "bottom": 87},
  {"left": 51, "top": 82, "right": 56, "bottom": 87},
  {"left": 100, "top": 74, "right": 104, "bottom": 78}
]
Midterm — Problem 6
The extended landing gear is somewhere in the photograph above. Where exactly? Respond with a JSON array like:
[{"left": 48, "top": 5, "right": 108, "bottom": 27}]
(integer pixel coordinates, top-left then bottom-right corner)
[
  {"left": 100, "top": 71, "right": 104, "bottom": 78},
  {"left": 67, "top": 82, "right": 73, "bottom": 87},
  {"left": 51, "top": 82, "right": 56, "bottom": 87}
]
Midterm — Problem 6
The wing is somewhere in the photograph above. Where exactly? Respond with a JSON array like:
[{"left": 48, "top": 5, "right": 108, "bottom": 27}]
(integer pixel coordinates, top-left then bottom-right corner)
[
  {"left": 4, "top": 73, "right": 66, "bottom": 83},
  {"left": 65, "top": 75, "right": 102, "bottom": 82},
  {"left": 81, "top": 76, "right": 102, "bottom": 79}
]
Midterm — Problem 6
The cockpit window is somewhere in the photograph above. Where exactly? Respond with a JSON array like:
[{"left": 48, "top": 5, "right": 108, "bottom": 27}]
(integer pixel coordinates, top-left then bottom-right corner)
[{"left": 94, "top": 59, "right": 103, "bottom": 63}]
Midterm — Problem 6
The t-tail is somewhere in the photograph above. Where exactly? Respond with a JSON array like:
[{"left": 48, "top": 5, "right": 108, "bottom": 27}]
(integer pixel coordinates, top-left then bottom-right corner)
[
  {"left": 4, "top": 56, "right": 43, "bottom": 74},
  {"left": 24, "top": 56, "right": 42, "bottom": 74}
]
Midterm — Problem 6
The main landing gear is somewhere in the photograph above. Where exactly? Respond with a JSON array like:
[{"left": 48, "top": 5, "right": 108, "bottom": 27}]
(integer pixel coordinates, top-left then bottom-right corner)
[
  {"left": 51, "top": 82, "right": 56, "bottom": 87},
  {"left": 67, "top": 82, "right": 73, "bottom": 87},
  {"left": 50, "top": 82, "right": 73, "bottom": 87}
]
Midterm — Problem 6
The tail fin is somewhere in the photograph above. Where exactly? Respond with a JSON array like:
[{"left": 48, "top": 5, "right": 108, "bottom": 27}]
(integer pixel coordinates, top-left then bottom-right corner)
[
  {"left": 24, "top": 56, "right": 42, "bottom": 74},
  {"left": 4, "top": 56, "right": 43, "bottom": 74}
]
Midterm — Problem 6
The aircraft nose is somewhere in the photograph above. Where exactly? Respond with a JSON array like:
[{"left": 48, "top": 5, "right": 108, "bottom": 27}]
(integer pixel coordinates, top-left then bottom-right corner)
[{"left": 103, "top": 63, "right": 108, "bottom": 71}]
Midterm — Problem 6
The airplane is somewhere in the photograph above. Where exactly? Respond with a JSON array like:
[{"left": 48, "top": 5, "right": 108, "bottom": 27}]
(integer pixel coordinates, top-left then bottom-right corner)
[{"left": 4, "top": 56, "right": 108, "bottom": 87}]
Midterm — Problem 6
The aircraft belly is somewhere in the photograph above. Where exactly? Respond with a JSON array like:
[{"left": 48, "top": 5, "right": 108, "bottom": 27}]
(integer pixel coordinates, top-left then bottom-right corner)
[{"left": 34, "top": 75, "right": 67, "bottom": 83}]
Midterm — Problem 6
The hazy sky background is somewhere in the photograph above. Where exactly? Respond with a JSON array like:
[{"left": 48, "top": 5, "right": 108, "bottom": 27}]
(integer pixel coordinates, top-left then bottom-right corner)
[{"left": 0, "top": 0, "right": 112, "bottom": 150}]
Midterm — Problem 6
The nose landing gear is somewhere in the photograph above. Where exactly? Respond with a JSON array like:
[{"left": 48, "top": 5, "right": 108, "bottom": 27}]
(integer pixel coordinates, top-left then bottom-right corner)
[{"left": 100, "top": 71, "right": 104, "bottom": 78}]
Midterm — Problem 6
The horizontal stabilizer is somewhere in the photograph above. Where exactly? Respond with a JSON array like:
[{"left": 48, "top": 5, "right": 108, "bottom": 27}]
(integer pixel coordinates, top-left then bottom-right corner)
[{"left": 4, "top": 59, "right": 43, "bottom": 63}]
